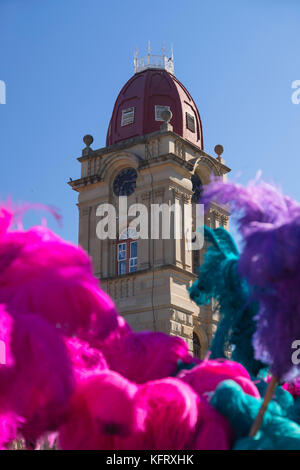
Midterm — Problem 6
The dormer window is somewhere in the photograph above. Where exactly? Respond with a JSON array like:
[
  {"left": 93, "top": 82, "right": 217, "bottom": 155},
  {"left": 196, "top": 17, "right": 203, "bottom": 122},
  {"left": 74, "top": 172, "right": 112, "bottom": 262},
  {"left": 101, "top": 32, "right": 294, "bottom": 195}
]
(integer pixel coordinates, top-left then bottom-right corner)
[
  {"left": 121, "top": 107, "right": 135, "bottom": 126},
  {"left": 186, "top": 112, "right": 195, "bottom": 132},
  {"left": 155, "top": 105, "right": 171, "bottom": 121}
]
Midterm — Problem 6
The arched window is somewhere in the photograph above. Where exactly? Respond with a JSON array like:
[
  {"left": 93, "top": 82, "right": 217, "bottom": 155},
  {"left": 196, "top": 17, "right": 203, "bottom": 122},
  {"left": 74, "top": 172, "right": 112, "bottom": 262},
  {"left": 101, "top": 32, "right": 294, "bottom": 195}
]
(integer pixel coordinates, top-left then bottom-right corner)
[
  {"left": 192, "top": 248, "right": 200, "bottom": 275},
  {"left": 117, "top": 228, "right": 138, "bottom": 275},
  {"left": 191, "top": 174, "right": 203, "bottom": 203},
  {"left": 193, "top": 332, "right": 201, "bottom": 359}
]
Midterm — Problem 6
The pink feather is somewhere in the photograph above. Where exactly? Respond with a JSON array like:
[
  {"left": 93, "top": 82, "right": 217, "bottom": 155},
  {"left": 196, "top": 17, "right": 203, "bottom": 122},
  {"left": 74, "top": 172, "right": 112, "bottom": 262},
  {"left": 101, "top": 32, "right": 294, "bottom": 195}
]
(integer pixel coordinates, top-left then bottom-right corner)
[
  {"left": 1, "top": 313, "right": 74, "bottom": 444},
  {"left": 179, "top": 359, "right": 260, "bottom": 400},
  {"left": 0, "top": 216, "right": 118, "bottom": 340},
  {"left": 59, "top": 371, "right": 144, "bottom": 450},
  {"left": 99, "top": 331, "right": 193, "bottom": 384},
  {"left": 193, "top": 400, "right": 233, "bottom": 450},
  {"left": 122, "top": 378, "right": 198, "bottom": 450},
  {"left": 65, "top": 337, "right": 108, "bottom": 382}
]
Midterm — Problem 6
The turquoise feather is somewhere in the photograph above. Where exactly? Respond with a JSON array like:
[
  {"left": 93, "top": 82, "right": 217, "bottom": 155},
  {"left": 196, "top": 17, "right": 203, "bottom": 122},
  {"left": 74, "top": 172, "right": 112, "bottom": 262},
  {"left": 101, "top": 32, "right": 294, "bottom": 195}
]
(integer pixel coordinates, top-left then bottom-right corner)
[{"left": 189, "top": 226, "right": 265, "bottom": 376}]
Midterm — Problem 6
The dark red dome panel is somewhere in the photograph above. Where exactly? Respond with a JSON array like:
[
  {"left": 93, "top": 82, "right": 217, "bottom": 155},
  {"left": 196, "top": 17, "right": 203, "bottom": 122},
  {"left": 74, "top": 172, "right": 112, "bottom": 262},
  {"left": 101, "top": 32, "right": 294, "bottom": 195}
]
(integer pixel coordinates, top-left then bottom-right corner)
[{"left": 106, "top": 69, "right": 203, "bottom": 150}]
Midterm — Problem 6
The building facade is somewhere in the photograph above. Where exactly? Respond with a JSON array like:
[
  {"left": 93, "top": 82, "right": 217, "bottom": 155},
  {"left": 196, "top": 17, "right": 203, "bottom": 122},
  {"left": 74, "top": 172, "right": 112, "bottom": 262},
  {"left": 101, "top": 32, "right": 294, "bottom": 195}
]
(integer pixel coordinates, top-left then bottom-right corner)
[{"left": 69, "top": 51, "right": 230, "bottom": 357}]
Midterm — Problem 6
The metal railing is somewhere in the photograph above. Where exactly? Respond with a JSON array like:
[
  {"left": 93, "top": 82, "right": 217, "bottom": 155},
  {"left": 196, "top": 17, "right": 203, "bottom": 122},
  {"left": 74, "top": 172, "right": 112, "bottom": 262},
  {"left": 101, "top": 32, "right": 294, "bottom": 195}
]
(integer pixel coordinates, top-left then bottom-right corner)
[{"left": 134, "top": 54, "right": 174, "bottom": 74}]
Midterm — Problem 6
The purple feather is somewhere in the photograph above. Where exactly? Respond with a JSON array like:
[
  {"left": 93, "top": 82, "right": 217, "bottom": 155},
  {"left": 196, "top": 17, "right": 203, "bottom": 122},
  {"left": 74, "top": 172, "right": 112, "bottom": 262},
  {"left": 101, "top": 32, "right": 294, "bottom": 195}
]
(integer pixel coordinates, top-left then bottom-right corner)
[{"left": 203, "top": 177, "right": 300, "bottom": 381}]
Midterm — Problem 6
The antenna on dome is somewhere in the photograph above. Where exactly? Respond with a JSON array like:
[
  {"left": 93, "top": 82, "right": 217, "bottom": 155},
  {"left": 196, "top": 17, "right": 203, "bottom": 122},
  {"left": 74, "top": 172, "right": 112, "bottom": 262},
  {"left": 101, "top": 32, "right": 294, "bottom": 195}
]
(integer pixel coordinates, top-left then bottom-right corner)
[
  {"left": 147, "top": 41, "right": 151, "bottom": 66},
  {"left": 133, "top": 47, "right": 139, "bottom": 70},
  {"left": 133, "top": 42, "right": 174, "bottom": 75},
  {"left": 161, "top": 42, "right": 166, "bottom": 55}
]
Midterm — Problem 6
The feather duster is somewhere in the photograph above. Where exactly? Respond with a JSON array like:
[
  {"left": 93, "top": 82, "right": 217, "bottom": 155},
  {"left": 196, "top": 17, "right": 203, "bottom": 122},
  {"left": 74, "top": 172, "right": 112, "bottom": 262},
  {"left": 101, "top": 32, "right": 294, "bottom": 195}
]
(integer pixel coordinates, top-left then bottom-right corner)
[
  {"left": 189, "top": 225, "right": 264, "bottom": 375},
  {"left": 58, "top": 371, "right": 144, "bottom": 450},
  {"left": 0, "top": 207, "right": 119, "bottom": 340},
  {"left": 65, "top": 337, "right": 108, "bottom": 382},
  {"left": 203, "top": 179, "right": 300, "bottom": 381},
  {"left": 0, "top": 304, "right": 14, "bottom": 367},
  {"left": 92, "top": 314, "right": 132, "bottom": 351},
  {"left": 100, "top": 331, "right": 194, "bottom": 384},
  {"left": 211, "top": 380, "right": 300, "bottom": 450},
  {"left": 0, "top": 305, "right": 24, "bottom": 448},
  {"left": 1, "top": 313, "right": 74, "bottom": 444},
  {"left": 283, "top": 379, "right": 300, "bottom": 400},
  {"left": 122, "top": 378, "right": 199, "bottom": 450},
  {"left": 179, "top": 358, "right": 260, "bottom": 400},
  {"left": 193, "top": 399, "right": 233, "bottom": 450},
  {"left": 211, "top": 380, "right": 276, "bottom": 438},
  {"left": 0, "top": 412, "right": 24, "bottom": 450}
]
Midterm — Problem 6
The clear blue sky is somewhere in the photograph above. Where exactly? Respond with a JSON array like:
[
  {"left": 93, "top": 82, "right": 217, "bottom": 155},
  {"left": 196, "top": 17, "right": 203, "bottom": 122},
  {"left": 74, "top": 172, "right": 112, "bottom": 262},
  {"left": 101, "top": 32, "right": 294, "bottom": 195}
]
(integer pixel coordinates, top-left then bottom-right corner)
[{"left": 0, "top": 0, "right": 299, "bottom": 243}]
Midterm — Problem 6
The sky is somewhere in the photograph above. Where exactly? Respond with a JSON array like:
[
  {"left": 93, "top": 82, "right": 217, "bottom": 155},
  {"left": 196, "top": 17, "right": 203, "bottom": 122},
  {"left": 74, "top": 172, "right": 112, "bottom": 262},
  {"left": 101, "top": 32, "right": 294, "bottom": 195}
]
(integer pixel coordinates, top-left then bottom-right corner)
[{"left": 0, "top": 0, "right": 299, "bottom": 244}]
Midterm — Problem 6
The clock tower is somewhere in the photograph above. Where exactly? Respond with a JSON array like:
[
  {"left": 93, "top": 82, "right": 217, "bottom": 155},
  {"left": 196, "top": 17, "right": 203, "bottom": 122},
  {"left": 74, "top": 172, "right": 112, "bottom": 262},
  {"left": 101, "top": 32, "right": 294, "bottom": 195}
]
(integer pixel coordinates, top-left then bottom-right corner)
[{"left": 69, "top": 49, "right": 231, "bottom": 356}]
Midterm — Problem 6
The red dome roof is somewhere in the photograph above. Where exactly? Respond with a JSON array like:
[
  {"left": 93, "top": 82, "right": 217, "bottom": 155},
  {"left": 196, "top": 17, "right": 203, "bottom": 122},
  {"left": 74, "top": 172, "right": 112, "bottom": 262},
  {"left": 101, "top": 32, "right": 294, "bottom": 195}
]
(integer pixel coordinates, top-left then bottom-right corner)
[{"left": 106, "top": 69, "right": 203, "bottom": 149}]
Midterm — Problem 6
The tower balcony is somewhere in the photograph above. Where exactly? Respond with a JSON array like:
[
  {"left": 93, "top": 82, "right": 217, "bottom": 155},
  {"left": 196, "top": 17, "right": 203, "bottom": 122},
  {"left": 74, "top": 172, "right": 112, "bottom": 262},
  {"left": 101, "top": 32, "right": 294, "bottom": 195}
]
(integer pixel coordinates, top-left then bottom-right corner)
[{"left": 134, "top": 53, "right": 174, "bottom": 75}]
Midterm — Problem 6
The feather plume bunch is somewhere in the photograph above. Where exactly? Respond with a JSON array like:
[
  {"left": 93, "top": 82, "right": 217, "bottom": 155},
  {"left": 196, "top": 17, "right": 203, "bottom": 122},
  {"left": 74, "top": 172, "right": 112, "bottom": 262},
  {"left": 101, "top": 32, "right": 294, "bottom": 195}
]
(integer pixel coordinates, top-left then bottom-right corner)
[
  {"left": 1, "top": 189, "right": 300, "bottom": 450},
  {"left": 189, "top": 226, "right": 264, "bottom": 375},
  {"left": 202, "top": 178, "right": 300, "bottom": 381}
]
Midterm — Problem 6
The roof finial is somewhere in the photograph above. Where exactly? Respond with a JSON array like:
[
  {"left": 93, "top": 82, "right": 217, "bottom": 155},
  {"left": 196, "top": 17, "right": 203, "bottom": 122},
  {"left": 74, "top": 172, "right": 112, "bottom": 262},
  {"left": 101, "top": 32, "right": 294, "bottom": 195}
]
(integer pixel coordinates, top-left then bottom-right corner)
[
  {"left": 160, "top": 108, "right": 173, "bottom": 132},
  {"left": 82, "top": 134, "right": 94, "bottom": 156},
  {"left": 214, "top": 144, "right": 224, "bottom": 162},
  {"left": 161, "top": 41, "right": 166, "bottom": 56}
]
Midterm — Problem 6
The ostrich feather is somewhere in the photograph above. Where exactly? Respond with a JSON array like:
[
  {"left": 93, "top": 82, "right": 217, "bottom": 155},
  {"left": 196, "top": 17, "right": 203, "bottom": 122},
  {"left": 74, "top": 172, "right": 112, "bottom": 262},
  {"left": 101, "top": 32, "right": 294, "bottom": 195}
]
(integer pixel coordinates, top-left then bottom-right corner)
[
  {"left": 189, "top": 225, "right": 264, "bottom": 375},
  {"left": 202, "top": 179, "right": 300, "bottom": 381}
]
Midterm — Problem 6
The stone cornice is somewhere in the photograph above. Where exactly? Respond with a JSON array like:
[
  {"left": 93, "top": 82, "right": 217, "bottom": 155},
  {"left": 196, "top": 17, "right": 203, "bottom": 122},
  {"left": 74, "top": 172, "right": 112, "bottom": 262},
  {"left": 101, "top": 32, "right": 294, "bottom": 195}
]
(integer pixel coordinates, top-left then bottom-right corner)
[
  {"left": 98, "top": 263, "right": 197, "bottom": 282},
  {"left": 209, "top": 200, "right": 230, "bottom": 217},
  {"left": 138, "top": 152, "right": 194, "bottom": 171},
  {"left": 76, "top": 130, "right": 231, "bottom": 174},
  {"left": 69, "top": 153, "right": 195, "bottom": 191},
  {"left": 68, "top": 174, "right": 102, "bottom": 190}
]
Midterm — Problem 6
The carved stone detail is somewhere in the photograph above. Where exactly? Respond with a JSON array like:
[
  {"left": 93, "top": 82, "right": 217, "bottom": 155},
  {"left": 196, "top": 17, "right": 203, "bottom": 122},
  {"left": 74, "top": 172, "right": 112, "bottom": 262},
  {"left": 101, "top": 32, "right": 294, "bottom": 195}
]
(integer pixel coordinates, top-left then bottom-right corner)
[
  {"left": 85, "top": 156, "right": 102, "bottom": 178},
  {"left": 107, "top": 278, "right": 136, "bottom": 300},
  {"left": 170, "top": 185, "right": 191, "bottom": 202},
  {"left": 174, "top": 140, "right": 186, "bottom": 160},
  {"left": 182, "top": 193, "right": 191, "bottom": 204},
  {"left": 221, "top": 215, "right": 229, "bottom": 226},
  {"left": 145, "top": 139, "right": 160, "bottom": 159},
  {"left": 141, "top": 191, "right": 151, "bottom": 202},
  {"left": 154, "top": 188, "right": 165, "bottom": 199},
  {"left": 211, "top": 209, "right": 221, "bottom": 221}
]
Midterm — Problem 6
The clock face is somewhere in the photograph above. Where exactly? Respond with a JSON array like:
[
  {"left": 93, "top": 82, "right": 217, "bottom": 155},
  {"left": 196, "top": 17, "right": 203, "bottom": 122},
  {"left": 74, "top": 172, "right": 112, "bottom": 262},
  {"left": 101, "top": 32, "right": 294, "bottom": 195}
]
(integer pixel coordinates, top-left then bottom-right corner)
[
  {"left": 191, "top": 174, "right": 203, "bottom": 203},
  {"left": 113, "top": 167, "right": 137, "bottom": 197}
]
